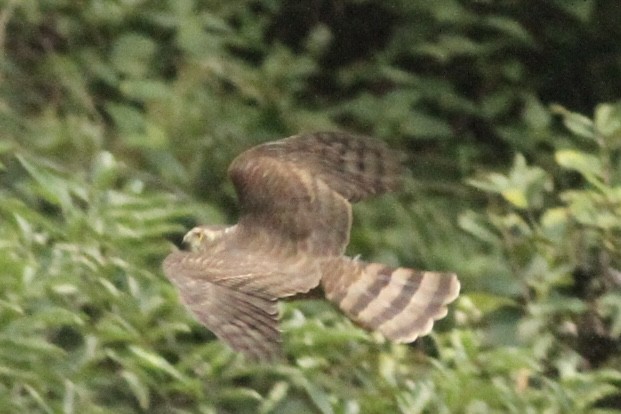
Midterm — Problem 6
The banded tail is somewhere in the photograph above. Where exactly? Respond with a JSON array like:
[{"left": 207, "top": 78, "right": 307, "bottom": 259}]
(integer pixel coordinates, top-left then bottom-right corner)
[{"left": 321, "top": 258, "right": 460, "bottom": 342}]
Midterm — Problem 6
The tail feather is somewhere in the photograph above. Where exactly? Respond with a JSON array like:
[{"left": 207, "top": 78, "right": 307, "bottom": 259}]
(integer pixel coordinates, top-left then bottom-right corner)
[{"left": 321, "top": 258, "right": 459, "bottom": 342}]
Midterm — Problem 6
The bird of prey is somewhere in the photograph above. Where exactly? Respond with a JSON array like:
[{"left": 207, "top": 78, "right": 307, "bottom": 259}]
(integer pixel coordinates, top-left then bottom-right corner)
[{"left": 163, "top": 132, "right": 460, "bottom": 361}]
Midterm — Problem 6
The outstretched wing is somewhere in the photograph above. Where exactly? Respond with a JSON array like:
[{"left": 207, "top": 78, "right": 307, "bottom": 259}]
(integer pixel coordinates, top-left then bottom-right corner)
[
  {"left": 321, "top": 257, "right": 460, "bottom": 342},
  {"left": 163, "top": 250, "right": 322, "bottom": 299},
  {"left": 242, "top": 132, "right": 404, "bottom": 202},
  {"left": 164, "top": 252, "right": 281, "bottom": 360},
  {"left": 163, "top": 249, "right": 323, "bottom": 360},
  {"left": 228, "top": 132, "right": 404, "bottom": 256}
]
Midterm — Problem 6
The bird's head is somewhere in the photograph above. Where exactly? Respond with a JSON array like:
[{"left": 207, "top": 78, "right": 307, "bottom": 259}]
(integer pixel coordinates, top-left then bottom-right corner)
[{"left": 182, "top": 225, "right": 233, "bottom": 251}]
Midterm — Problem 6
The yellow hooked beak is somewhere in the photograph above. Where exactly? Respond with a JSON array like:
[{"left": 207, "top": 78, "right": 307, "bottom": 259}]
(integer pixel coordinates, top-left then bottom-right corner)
[
  {"left": 182, "top": 227, "right": 207, "bottom": 251},
  {"left": 182, "top": 226, "right": 228, "bottom": 251}
]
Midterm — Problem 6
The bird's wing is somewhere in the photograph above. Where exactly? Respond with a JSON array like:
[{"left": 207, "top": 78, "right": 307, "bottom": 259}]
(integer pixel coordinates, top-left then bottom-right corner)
[
  {"left": 163, "top": 249, "right": 322, "bottom": 299},
  {"left": 238, "top": 132, "right": 405, "bottom": 202},
  {"left": 228, "top": 132, "right": 404, "bottom": 256},
  {"left": 163, "top": 250, "right": 322, "bottom": 360}
]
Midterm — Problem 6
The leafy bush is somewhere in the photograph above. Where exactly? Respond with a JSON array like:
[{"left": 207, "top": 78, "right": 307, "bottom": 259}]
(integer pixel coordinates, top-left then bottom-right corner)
[{"left": 462, "top": 103, "right": 621, "bottom": 413}]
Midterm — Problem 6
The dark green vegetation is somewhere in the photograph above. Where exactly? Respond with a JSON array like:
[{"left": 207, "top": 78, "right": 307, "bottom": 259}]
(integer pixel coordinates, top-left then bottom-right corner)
[{"left": 1, "top": 0, "right": 620, "bottom": 412}]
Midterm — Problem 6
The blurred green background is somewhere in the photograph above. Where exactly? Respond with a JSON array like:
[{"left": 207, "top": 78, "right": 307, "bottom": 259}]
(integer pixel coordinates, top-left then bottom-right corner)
[{"left": 1, "top": 0, "right": 620, "bottom": 412}]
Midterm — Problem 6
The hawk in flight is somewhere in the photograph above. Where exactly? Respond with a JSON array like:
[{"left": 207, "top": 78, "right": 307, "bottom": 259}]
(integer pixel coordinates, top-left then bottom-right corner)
[{"left": 163, "top": 132, "right": 459, "bottom": 360}]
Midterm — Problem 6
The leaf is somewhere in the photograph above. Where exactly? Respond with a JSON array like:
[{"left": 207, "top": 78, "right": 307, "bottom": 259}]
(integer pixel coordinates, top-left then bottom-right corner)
[
  {"left": 458, "top": 211, "right": 500, "bottom": 244},
  {"left": 105, "top": 103, "right": 146, "bottom": 135},
  {"left": 594, "top": 103, "right": 621, "bottom": 137},
  {"left": 551, "top": 104, "right": 596, "bottom": 140},
  {"left": 540, "top": 207, "right": 569, "bottom": 242},
  {"left": 468, "top": 154, "right": 551, "bottom": 209},
  {"left": 484, "top": 16, "right": 535, "bottom": 45},
  {"left": 91, "top": 151, "right": 120, "bottom": 190},
  {"left": 16, "top": 155, "right": 72, "bottom": 210},
  {"left": 523, "top": 94, "right": 551, "bottom": 129},
  {"left": 529, "top": 296, "right": 588, "bottom": 315},
  {"left": 465, "top": 292, "right": 516, "bottom": 315},
  {"left": 480, "top": 346, "right": 538, "bottom": 373},
  {"left": 551, "top": 0, "right": 595, "bottom": 22},
  {"left": 111, "top": 33, "right": 157, "bottom": 77},
  {"left": 129, "top": 345, "right": 186, "bottom": 382},
  {"left": 555, "top": 149, "right": 603, "bottom": 183},
  {"left": 259, "top": 381, "right": 289, "bottom": 414},
  {"left": 501, "top": 188, "right": 528, "bottom": 209},
  {"left": 298, "top": 377, "right": 334, "bottom": 414},
  {"left": 594, "top": 103, "right": 621, "bottom": 149},
  {"left": 121, "top": 370, "right": 150, "bottom": 410},
  {"left": 23, "top": 384, "right": 54, "bottom": 414},
  {"left": 598, "top": 292, "right": 621, "bottom": 337},
  {"left": 216, "top": 387, "right": 262, "bottom": 404},
  {"left": 120, "top": 79, "right": 172, "bottom": 102}
]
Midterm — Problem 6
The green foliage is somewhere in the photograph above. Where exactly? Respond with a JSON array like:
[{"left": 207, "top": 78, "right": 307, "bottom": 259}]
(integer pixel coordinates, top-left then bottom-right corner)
[
  {"left": 462, "top": 104, "right": 621, "bottom": 412},
  {"left": 1, "top": 0, "right": 621, "bottom": 413}
]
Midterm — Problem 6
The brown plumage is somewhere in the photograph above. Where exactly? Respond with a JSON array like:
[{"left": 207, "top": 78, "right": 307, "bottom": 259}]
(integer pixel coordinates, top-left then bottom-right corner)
[{"left": 163, "top": 132, "right": 460, "bottom": 361}]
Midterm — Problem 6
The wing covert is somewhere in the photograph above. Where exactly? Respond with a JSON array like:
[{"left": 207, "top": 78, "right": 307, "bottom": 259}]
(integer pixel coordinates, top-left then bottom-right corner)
[{"left": 163, "top": 250, "right": 322, "bottom": 299}]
